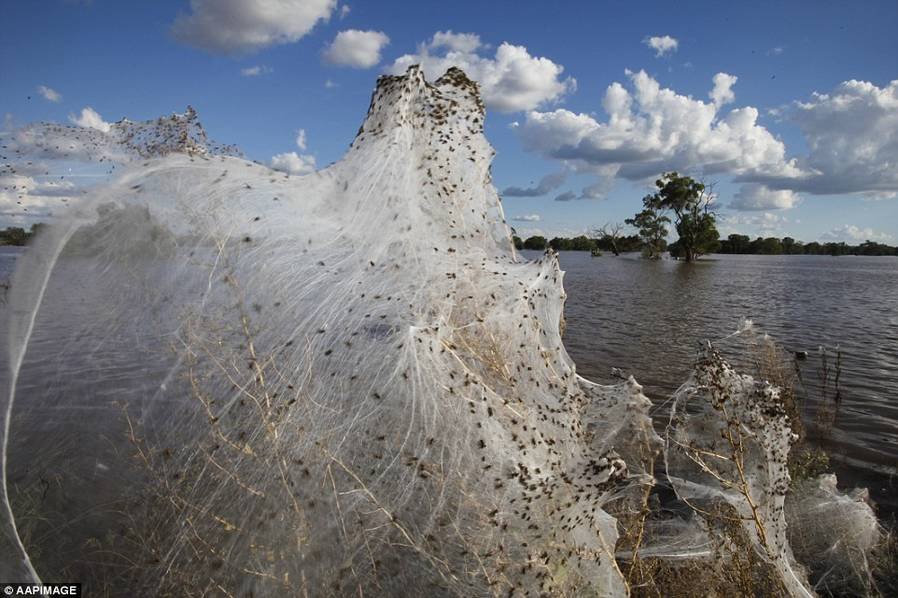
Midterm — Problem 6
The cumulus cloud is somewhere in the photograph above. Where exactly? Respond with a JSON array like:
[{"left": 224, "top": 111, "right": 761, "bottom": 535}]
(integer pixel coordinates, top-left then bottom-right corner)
[
  {"left": 240, "top": 65, "right": 271, "bottom": 76},
  {"left": 339, "top": 4, "right": 350, "bottom": 18},
  {"left": 323, "top": 30, "right": 390, "bottom": 68},
  {"left": 295, "top": 129, "right": 308, "bottom": 151},
  {"left": 69, "top": 107, "right": 111, "bottom": 133},
  {"left": 511, "top": 213, "right": 541, "bottom": 222},
  {"left": 740, "top": 79, "right": 898, "bottom": 195},
  {"left": 516, "top": 72, "right": 898, "bottom": 204},
  {"left": 821, "top": 224, "right": 892, "bottom": 242},
  {"left": 501, "top": 172, "right": 566, "bottom": 197},
  {"left": 428, "top": 31, "right": 483, "bottom": 53},
  {"left": 730, "top": 183, "right": 800, "bottom": 210},
  {"left": 387, "top": 31, "right": 575, "bottom": 112},
  {"left": 37, "top": 85, "right": 62, "bottom": 103},
  {"left": 710, "top": 73, "right": 738, "bottom": 106},
  {"left": 644, "top": 35, "right": 678, "bottom": 57},
  {"left": 171, "top": 0, "right": 336, "bottom": 54},
  {"left": 517, "top": 70, "right": 796, "bottom": 184},
  {"left": 271, "top": 151, "right": 316, "bottom": 175}
]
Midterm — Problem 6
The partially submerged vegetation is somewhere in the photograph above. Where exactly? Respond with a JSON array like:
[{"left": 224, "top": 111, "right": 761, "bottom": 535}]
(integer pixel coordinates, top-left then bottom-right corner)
[
  {"left": 511, "top": 171, "right": 898, "bottom": 259},
  {"left": 514, "top": 231, "right": 898, "bottom": 257},
  {"left": 0, "top": 224, "right": 43, "bottom": 246}
]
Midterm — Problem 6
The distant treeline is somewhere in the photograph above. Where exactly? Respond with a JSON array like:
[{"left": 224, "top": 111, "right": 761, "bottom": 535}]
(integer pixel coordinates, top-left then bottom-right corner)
[
  {"left": 0, "top": 224, "right": 44, "bottom": 246},
  {"left": 716, "top": 234, "right": 897, "bottom": 255},
  {"left": 513, "top": 233, "right": 898, "bottom": 256},
  {"left": 513, "top": 234, "right": 646, "bottom": 253}
]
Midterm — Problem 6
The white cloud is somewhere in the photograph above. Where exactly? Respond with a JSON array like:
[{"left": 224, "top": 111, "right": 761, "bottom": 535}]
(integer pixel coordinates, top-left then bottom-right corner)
[
  {"left": 69, "top": 107, "right": 111, "bottom": 133},
  {"left": 502, "top": 172, "right": 566, "bottom": 197},
  {"left": 720, "top": 212, "right": 791, "bottom": 234},
  {"left": 171, "top": 0, "right": 336, "bottom": 54},
  {"left": 730, "top": 183, "right": 800, "bottom": 210},
  {"left": 387, "top": 32, "right": 575, "bottom": 112},
  {"left": 768, "top": 46, "right": 784, "bottom": 56},
  {"left": 271, "top": 151, "right": 316, "bottom": 175},
  {"left": 37, "top": 85, "right": 62, "bottom": 103},
  {"left": 428, "top": 31, "right": 483, "bottom": 53},
  {"left": 710, "top": 73, "right": 738, "bottom": 106},
  {"left": 517, "top": 70, "right": 796, "bottom": 183},
  {"left": 741, "top": 79, "right": 898, "bottom": 195},
  {"left": 339, "top": 4, "right": 350, "bottom": 18},
  {"left": 821, "top": 224, "right": 892, "bottom": 242},
  {"left": 240, "top": 65, "right": 271, "bottom": 76},
  {"left": 271, "top": 128, "right": 315, "bottom": 174},
  {"left": 324, "top": 79, "right": 337, "bottom": 89},
  {"left": 323, "top": 29, "right": 390, "bottom": 68},
  {"left": 644, "top": 35, "right": 678, "bottom": 57},
  {"left": 0, "top": 173, "right": 78, "bottom": 224},
  {"left": 511, "top": 213, "right": 541, "bottom": 222}
]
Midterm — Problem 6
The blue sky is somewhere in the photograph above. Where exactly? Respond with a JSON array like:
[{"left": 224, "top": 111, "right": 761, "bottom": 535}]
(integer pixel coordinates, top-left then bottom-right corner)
[{"left": 2, "top": 0, "right": 897, "bottom": 243}]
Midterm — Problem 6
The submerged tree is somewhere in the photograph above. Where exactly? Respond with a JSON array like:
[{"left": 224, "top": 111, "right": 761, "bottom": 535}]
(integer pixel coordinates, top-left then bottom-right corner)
[
  {"left": 626, "top": 207, "right": 669, "bottom": 259},
  {"left": 648, "top": 172, "right": 720, "bottom": 262},
  {"left": 589, "top": 223, "right": 625, "bottom": 256}
]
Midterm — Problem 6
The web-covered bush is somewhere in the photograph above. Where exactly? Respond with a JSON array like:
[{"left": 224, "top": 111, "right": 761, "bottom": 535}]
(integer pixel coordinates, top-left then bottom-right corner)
[{"left": 1, "top": 67, "right": 885, "bottom": 597}]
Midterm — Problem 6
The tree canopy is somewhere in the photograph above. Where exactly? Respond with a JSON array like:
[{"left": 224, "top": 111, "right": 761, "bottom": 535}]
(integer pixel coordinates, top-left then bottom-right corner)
[
  {"left": 644, "top": 172, "right": 719, "bottom": 261},
  {"left": 0, "top": 224, "right": 43, "bottom": 246},
  {"left": 625, "top": 207, "right": 669, "bottom": 259}
]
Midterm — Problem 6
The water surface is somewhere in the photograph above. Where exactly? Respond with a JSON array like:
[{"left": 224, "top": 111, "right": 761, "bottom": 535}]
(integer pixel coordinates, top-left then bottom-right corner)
[
  {"left": 4, "top": 247, "right": 897, "bottom": 510},
  {"left": 528, "top": 250, "right": 898, "bottom": 512}
]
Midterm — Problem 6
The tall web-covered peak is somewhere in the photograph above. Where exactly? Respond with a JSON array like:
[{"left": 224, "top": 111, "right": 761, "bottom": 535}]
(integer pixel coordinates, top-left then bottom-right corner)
[
  {"left": 354, "top": 65, "right": 485, "bottom": 145},
  {"left": 341, "top": 65, "right": 508, "bottom": 254}
]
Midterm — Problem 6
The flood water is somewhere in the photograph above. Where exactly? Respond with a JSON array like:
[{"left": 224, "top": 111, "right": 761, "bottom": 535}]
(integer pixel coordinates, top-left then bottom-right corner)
[
  {"left": 526, "top": 250, "right": 898, "bottom": 514},
  {"left": 3, "top": 246, "right": 897, "bottom": 514}
]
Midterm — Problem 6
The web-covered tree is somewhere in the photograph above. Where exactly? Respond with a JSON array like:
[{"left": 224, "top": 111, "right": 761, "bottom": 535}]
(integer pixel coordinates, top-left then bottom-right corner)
[{"left": 649, "top": 172, "right": 720, "bottom": 262}]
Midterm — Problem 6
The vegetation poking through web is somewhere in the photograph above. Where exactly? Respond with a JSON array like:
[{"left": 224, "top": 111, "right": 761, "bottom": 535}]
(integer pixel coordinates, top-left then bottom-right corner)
[{"left": 3, "top": 66, "right": 889, "bottom": 597}]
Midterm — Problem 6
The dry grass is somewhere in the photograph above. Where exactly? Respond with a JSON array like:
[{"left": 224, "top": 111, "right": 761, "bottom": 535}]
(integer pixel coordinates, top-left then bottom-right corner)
[{"left": 621, "top": 502, "right": 787, "bottom": 597}]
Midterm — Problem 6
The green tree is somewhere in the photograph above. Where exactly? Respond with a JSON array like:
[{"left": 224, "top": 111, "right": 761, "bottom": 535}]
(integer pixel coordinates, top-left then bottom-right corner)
[
  {"left": 0, "top": 227, "right": 29, "bottom": 246},
  {"left": 781, "top": 236, "right": 799, "bottom": 254},
  {"left": 548, "top": 236, "right": 567, "bottom": 250},
  {"left": 646, "top": 172, "right": 719, "bottom": 261},
  {"left": 763, "top": 237, "right": 784, "bottom": 254},
  {"left": 625, "top": 207, "right": 669, "bottom": 259},
  {"left": 804, "top": 241, "right": 822, "bottom": 254},
  {"left": 728, "top": 234, "right": 750, "bottom": 254},
  {"left": 522, "top": 235, "right": 548, "bottom": 250},
  {"left": 568, "top": 235, "right": 597, "bottom": 251}
]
